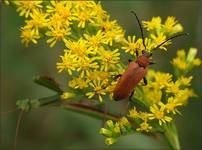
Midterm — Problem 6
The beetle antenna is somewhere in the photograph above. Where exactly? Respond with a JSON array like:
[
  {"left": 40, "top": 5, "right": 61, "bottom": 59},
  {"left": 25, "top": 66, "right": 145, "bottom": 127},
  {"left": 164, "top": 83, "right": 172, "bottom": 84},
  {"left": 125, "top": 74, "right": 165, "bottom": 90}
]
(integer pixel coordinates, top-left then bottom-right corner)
[
  {"left": 152, "top": 32, "right": 189, "bottom": 51},
  {"left": 130, "top": 11, "right": 147, "bottom": 50}
]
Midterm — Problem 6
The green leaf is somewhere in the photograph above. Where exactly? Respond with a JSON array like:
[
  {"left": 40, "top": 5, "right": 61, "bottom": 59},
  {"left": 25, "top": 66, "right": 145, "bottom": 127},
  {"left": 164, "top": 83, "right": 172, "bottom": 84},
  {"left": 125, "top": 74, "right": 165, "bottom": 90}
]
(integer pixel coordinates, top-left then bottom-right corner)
[{"left": 33, "top": 76, "right": 63, "bottom": 94}]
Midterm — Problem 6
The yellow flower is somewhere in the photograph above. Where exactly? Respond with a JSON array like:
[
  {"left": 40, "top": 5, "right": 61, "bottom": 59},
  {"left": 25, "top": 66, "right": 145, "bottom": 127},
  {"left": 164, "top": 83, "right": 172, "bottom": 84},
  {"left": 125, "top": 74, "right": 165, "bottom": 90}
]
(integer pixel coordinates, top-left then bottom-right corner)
[
  {"left": 60, "top": 92, "right": 75, "bottom": 100},
  {"left": 46, "top": 1, "right": 73, "bottom": 20},
  {"left": 97, "top": 19, "right": 118, "bottom": 32},
  {"left": 105, "top": 138, "right": 117, "bottom": 145},
  {"left": 91, "top": 2, "right": 107, "bottom": 20},
  {"left": 177, "top": 49, "right": 186, "bottom": 58},
  {"left": 192, "top": 58, "right": 201, "bottom": 66},
  {"left": 164, "top": 16, "right": 183, "bottom": 33},
  {"left": 86, "top": 79, "right": 107, "bottom": 102},
  {"left": 139, "top": 112, "right": 150, "bottom": 121},
  {"left": 98, "top": 47, "right": 120, "bottom": 71},
  {"left": 122, "top": 36, "right": 143, "bottom": 55},
  {"left": 56, "top": 52, "right": 77, "bottom": 74},
  {"left": 177, "top": 76, "right": 193, "bottom": 86},
  {"left": 77, "top": 58, "right": 99, "bottom": 77},
  {"left": 68, "top": 77, "right": 88, "bottom": 89},
  {"left": 149, "top": 103, "right": 172, "bottom": 126},
  {"left": 104, "top": 28, "right": 124, "bottom": 46},
  {"left": 171, "top": 58, "right": 187, "bottom": 70},
  {"left": 128, "top": 107, "right": 139, "bottom": 119},
  {"left": 46, "top": 25, "right": 71, "bottom": 47},
  {"left": 118, "top": 117, "right": 130, "bottom": 127},
  {"left": 26, "top": 9, "right": 49, "bottom": 35},
  {"left": 175, "top": 89, "right": 196, "bottom": 105},
  {"left": 20, "top": 26, "right": 40, "bottom": 47},
  {"left": 84, "top": 30, "right": 105, "bottom": 51},
  {"left": 165, "top": 97, "right": 182, "bottom": 114},
  {"left": 136, "top": 122, "right": 152, "bottom": 132},
  {"left": 86, "top": 70, "right": 109, "bottom": 81},
  {"left": 73, "top": 9, "right": 95, "bottom": 28},
  {"left": 144, "top": 88, "right": 162, "bottom": 105},
  {"left": 166, "top": 81, "right": 181, "bottom": 94},
  {"left": 148, "top": 71, "right": 172, "bottom": 89},
  {"left": 142, "top": 17, "right": 161, "bottom": 31},
  {"left": 14, "top": 1, "right": 43, "bottom": 18},
  {"left": 151, "top": 33, "right": 171, "bottom": 50},
  {"left": 64, "top": 39, "right": 95, "bottom": 60}
]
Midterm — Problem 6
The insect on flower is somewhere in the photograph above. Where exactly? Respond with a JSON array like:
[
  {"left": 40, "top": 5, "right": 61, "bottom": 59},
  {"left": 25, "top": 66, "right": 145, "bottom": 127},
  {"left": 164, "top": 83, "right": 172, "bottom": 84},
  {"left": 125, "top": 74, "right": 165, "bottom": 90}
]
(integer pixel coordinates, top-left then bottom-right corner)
[{"left": 113, "top": 11, "right": 189, "bottom": 101}]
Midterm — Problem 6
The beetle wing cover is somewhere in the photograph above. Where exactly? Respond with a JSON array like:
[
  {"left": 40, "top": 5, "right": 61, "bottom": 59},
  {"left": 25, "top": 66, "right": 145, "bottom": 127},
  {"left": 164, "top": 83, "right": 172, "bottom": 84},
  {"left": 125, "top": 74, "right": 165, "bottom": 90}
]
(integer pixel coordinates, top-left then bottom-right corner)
[{"left": 113, "top": 62, "right": 146, "bottom": 100}]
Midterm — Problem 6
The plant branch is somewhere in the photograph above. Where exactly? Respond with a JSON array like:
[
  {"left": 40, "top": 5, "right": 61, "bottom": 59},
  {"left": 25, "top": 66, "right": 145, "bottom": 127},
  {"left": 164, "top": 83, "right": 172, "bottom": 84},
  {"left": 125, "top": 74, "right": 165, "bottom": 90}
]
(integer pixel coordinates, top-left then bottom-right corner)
[{"left": 62, "top": 103, "right": 119, "bottom": 121}]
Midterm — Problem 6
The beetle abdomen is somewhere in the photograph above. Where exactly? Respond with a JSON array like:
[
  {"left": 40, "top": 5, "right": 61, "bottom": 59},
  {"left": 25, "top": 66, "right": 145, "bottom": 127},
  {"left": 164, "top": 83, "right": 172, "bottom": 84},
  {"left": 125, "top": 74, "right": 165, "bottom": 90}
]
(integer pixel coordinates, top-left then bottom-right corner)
[{"left": 113, "top": 62, "right": 146, "bottom": 100}]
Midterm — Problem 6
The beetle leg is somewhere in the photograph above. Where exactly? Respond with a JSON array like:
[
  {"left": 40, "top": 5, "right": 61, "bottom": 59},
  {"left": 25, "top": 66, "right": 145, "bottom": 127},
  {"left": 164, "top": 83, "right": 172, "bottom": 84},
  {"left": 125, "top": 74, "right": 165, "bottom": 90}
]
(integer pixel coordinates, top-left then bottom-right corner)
[
  {"left": 129, "top": 90, "right": 135, "bottom": 101},
  {"left": 128, "top": 59, "right": 132, "bottom": 63},
  {"left": 127, "top": 90, "right": 135, "bottom": 109},
  {"left": 149, "top": 61, "right": 156, "bottom": 65},
  {"left": 143, "top": 77, "right": 148, "bottom": 85},
  {"left": 135, "top": 50, "right": 139, "bottom": 57},
  {"left": 113, "top": 74, "right": 122, "bottom": 80}
]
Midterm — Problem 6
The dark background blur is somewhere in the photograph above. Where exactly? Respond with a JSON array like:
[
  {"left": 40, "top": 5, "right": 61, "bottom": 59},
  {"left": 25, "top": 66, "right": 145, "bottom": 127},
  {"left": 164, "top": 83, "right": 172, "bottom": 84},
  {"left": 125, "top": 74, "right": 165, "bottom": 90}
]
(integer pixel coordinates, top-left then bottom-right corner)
[{"left": 1, "top": 1, "right": 201, "bottom": 150}]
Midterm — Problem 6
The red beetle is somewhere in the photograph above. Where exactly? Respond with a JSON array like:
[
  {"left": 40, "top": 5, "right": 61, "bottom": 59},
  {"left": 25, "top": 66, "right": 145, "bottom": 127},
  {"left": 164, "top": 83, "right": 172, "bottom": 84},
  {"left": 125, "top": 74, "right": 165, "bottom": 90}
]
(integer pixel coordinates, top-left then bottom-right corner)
[
  {"left": 113, "top": 11, "right": 188, "bottom": 101},
  {"left": 113, "top": 50, "right": 151, "bottom": 100}
]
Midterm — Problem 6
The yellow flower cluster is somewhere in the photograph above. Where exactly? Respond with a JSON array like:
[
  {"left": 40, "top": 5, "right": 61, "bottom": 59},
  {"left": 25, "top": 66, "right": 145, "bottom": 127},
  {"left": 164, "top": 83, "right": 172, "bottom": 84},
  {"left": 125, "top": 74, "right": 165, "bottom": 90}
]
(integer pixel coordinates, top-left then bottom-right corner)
[
  {"left": 171, "top": 48, "right": 201, "bottom": 77},
  {"left": 5, "top": 1, "right": 201, "bottom": 146},
  {"left": 99, "top": 117, "right": 131, "bottom": 145},
  {"left": 122, "top": 16, "right": 184, "bottom": 55},
  {"left": 9, "top": 1, "right": 186, "bottom": 103},
  {"left": 100, "top": 47, "right": 200, "bottom": 145}
]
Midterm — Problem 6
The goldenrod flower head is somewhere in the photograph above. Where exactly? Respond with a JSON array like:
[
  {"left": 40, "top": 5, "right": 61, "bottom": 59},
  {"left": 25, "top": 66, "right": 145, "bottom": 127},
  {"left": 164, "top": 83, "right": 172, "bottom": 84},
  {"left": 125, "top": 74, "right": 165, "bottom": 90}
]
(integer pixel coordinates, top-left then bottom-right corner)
[
  {"left": 165, "top": 97, "right": 182, "bottom": 114},
  {"left": 166, "top": 81, "right": 181, "bottom": 95},
  {"left": 175, "top": 89, "right": 196, "bottom": 105},
  {"left": 105, "top": 138, "right": 117, "bottom": 145},
  {"left": 86, "top": 79, "right": 107, "bottom": 102},
  {"left": 56, "top": 52, "right": 77, "bottom": 74},
  {"left": 84, "top": 30, "right": 105, "bottom": 51},
  {"left": 139, "top": 112, "right": 151, "bottom": 122},
  {"left": 14, "top": 1, "right": 43, "bottom": 18},
  {"left": 164, "top": 16, "right": 183, "bottom": 33},
  {"left": 60, "top": 92, "right": 76, "bottom": 100},
  {"left": 20, "top": 26, "right": 40, "bottom": 47},
  {"left": 26, "top": 9, "right": 49, "bottom": 35},
  {"left": 177, "top": 76, "right": 193, "bottom": 86},
  {"left": 151, "top": 33, "right": 170, "bottom": 50},
  {"left": 171, "top": 48, "right": 201, "bottom": 75},
  {"left": 136, "top": 122, "right": 152, "bottom": 132},
  {"left": 149, "top": 103, "right": 172, "bottom": 126},
  {"left": 46, "top": 25, "right": 71, "bottom": 47},
  {"left": 122, "top": 36, "right": 143, "bottom": 56},
  {"left": 143, "top": 17, "right": 162, "bottom": 31},
  {"left": 128, "top": 107, "right": 139, "bottom": 119},
  {"left": 68, "top": 77, "right": 88, "bottom": 89},
  {"left": 148, "top": 71, "right": 172, "bottom": 89},
  {"left": 98, "top": 48, "right": 120, "bottom": 71}
]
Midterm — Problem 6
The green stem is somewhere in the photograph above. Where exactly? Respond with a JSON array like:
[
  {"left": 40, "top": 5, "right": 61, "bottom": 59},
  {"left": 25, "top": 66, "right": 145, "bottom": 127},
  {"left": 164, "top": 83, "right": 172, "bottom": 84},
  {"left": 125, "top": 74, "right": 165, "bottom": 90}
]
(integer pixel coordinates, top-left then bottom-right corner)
[
  {"left": 37, "top": 94, "right": 119, "bottom": 121},
  {"left": 163, "top": 122, "right": 181, "bottom": 150},
  {"left": 38, "top": 94, "right": 61, "bottom": 106},
  {"left": 62, "top": 103, "right": 119, "bottom": 121}
]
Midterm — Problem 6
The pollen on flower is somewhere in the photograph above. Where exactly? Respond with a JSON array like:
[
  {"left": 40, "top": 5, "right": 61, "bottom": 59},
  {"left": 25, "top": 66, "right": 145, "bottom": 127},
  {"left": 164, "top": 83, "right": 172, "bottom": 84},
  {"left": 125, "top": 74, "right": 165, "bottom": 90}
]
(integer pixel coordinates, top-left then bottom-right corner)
[
  {"left": 149, "top": 103, "right": 172, "bottom": 126},
  {"left": 20, "top": 26, "right": 40, "bottom": 47},
  {"left": 142, "top": 17, "right": 161, "bottom": 31},
  {"left": 136, "top": 122, "right": 152, "bottom": 132}
]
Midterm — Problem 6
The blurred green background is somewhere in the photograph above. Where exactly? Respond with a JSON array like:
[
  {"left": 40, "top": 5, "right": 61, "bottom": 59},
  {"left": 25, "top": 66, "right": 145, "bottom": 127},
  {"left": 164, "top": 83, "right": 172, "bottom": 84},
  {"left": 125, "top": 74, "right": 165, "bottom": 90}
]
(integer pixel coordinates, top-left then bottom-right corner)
[{"left": 1, "top": 1, "right": 201, "bottom": 150}]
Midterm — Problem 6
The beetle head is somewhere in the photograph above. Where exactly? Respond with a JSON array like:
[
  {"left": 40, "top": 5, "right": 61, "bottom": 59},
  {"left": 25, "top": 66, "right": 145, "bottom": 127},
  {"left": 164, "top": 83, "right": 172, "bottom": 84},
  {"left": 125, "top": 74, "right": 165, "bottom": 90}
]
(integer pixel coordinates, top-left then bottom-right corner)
[
  {"left": 142, "top": 50, "right": 152, "bottom": 58},
  {"left": 135, "top": 50, "right": 153, "bottom": 68}
]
